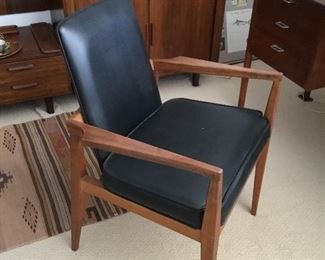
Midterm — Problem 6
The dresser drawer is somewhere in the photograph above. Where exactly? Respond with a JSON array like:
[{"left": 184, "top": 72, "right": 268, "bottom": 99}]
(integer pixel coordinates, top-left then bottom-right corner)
[
  {"left": 253, "top": 10, "right": 318, "bottom": 52},
  {"left": 0, "top": 56, "right": 70, "bottom": 104},
  {"left": 254, "top": 0, "right": 323, "bottom": 36},
  {"left": 249, "top": 28, "right": 312, "bottom": 86}
]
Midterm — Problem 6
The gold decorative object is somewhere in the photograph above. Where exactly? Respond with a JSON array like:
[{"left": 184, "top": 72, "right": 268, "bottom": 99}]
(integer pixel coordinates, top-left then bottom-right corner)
[
  {"left": 0, "top": 33, "right": 22, "bottom": 59},
  {"left": 0, "top": 33, "right": 11, "bottom": 56}
]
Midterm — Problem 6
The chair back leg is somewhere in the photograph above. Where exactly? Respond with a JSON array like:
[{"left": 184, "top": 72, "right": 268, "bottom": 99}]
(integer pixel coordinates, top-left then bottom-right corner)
[
  {"left": 238, "top": 50, "right": 253, "bottom": 107},
  {"left": 251, "top": 142, "right": 270, "bottom": 216}
]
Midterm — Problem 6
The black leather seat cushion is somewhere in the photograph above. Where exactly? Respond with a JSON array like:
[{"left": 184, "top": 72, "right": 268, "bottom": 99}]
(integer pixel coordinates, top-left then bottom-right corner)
[{"left": 102, "top": 98, "right": 270, "bottom": 229}]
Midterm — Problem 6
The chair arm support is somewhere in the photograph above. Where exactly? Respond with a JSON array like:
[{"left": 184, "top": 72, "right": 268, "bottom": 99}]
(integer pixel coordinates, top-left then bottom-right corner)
[
  {"left": 153, "top": 56, "right": 282, "bottom": 129},
  {"left": 68, "top": 117, "right": 223, "bottom": 180},
  {"left": 152, "top": 56, "right": 283, "bottom": 81}
]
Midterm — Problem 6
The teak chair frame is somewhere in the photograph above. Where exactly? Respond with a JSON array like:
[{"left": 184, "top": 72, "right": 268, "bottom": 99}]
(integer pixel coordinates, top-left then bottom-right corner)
[{"left": 68, "top": 56, "right": 282, "bottom": 260}]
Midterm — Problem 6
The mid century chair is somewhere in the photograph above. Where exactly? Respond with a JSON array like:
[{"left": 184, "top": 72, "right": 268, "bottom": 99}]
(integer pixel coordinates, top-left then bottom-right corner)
[{"left": 57, "top": 0, "right": 282, "bottom": 259}]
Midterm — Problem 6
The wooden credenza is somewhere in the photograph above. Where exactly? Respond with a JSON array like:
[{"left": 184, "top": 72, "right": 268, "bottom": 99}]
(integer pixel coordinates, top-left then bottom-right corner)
[
  {"left": 62, "top": 0, "right": 225, "bottom": 61},
  {"left": 241, "top": 0, "right": 325, "bottom": 102},
  {"left": 0, "top": 25, "right": 71, "bottom": 113}
]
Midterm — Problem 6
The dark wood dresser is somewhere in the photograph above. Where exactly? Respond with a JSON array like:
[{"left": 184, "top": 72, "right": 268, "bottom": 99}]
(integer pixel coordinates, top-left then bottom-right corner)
[
  {"left": 240, "top": 0, "right": 325, "bottom": 103},
  {"left": 0, "top": 24, "right": 71, "bottom": 113}
]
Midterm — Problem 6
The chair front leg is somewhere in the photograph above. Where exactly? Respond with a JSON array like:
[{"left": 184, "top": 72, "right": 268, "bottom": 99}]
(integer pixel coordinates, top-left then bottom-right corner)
[
  {"left": 201, "top": 176, "right": 222, "bottom": 260},
  {"left": 70, "top": 134, "right": 87, "bottom": 251},
  {"left": 251, "top": 142, "right": 270, "bottom": 216}
]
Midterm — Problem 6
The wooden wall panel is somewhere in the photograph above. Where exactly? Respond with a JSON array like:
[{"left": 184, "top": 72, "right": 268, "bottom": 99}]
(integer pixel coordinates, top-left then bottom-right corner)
[
  {"left": 49, "top": 0, "right": 63, "bottom": 10},
  {"left": 149, "top": 0, "right": 216, "bottom": 59},
  {"left": 73, "top": 0, "right": 97, "bottom": 10},
  {"left": 0, "top": 1, "right": 7, "bottom": 14},
  {"left": 61, "top": 0, "right": 149, "bottom": 49},
  {"left": 211, "top": 0, "right": 225, "bottom": 61},
  {"left": 133, "top": 0, "right": 149, "bottom": 48}
]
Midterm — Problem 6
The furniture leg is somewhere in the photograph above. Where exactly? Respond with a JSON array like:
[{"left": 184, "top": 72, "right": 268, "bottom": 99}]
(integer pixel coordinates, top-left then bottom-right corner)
[
  {"left": 298, "top": 90, "right": 313, "bottom": 102},
  {"left": 192, "top": 73, "right": 200, "bottom": 87},
  {"left": 44, "top": 97, "right": 55, "bottom": 114},
  {"left": 71, "top": 189, "right": 86, "bottom": 251},
  {"left": 201, "top": 176, "right": 222, "bottom": 260},
  {"left": 251, "top": 142, "right": 270, "bottom": 216},
  {"left": 70, "top": 134, "right": 87, "bottom": 251},
  {"left": 201, "top": 231, "right": 220, "bottom": 260},
  {"left": 238, "top": 51, "right": 253, "bottom": 107}
]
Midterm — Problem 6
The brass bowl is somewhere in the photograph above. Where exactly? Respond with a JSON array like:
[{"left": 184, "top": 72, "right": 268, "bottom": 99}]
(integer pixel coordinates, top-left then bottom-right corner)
[{"left": 0, "top": 41, "right": 11, "bottom": 56}]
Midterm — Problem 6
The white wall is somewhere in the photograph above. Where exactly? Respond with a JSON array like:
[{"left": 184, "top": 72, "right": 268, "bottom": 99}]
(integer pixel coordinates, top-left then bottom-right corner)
[{"left": 0, "top": 11, "right": 52, "bottom": 27}]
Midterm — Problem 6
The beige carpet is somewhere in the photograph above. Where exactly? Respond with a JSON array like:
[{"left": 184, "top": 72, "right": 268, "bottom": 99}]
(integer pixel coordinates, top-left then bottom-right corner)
[{"left": 0, "top": 60, "right": 324, "bottom": 259}]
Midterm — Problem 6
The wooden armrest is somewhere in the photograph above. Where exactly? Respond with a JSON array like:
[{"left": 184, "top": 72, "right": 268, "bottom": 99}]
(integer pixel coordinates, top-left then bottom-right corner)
[
  {"left": 152, "top": 56, "right": 283, "bottom": 82},
  {"left": 153, "top": 56, "right": 282, "bottom": 128},
  {"left": 68, "top": 116, "right": 223, "bottom": 180}
]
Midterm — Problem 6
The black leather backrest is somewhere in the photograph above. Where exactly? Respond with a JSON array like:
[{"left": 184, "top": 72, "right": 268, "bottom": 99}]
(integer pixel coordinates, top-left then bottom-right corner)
[{"left": 57, "top": 0, "right": 162, "bottom": 164}]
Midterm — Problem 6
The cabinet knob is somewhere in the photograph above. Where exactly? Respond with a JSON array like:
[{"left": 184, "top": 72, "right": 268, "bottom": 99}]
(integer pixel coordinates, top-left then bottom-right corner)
[
  {"left": 270, "top": 44, "right": 285, "bottom": 53},
  {"left": 275, "top": 21, "right": 289, "bottom": 29}
]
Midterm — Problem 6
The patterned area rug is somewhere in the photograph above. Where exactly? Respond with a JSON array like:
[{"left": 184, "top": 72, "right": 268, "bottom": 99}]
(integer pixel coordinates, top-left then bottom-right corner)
[{"left": 0, "top": 113, "right": 125, "bottom": 253}]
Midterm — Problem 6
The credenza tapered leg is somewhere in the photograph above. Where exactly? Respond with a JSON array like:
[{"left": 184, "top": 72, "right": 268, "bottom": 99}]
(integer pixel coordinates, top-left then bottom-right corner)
[
  {"left": 44, "top": 97, "right": 55, "bottom": 114},
  {"left": 298, "top": 90, "right": 313, "bottom": 102},
  {"left": 192, "top": 73, "right": 200, "bottom": 87}
]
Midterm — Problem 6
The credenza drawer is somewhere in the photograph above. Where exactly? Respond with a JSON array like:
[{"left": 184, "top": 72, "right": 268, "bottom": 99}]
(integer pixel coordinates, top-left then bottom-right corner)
[
  {"left": 0, "top": 76, "right": 70, "bottom": 104},
  {"left": 0, "top": 56, "right": 68, "bottom": 85},
  {"left": 0, "top": 56, "right": 70, "bottom": 104},
  {"left": 249, "top": 28, "right": 312, "bottom": 86}
]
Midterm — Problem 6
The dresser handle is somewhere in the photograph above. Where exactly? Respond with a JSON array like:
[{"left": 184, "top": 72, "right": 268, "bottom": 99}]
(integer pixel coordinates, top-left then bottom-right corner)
[
  {"left": 11, "top": 82, "right": 38, "bottom": 90},
  {"left": 282, "top": 0, "right": 295, "bottom": 3},
  {"left": 275, "top": 21, "right": 289, "bottom": 29},
  {"left": 8, "top": 64, "right": 34, "bottom": 72},
  {"left": 270, "top": 44, "right": 285, "bottom": 53}
]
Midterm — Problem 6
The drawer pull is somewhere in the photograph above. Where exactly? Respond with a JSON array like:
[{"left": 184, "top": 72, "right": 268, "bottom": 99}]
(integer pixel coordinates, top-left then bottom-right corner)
[
  {"left": 12, "top": 82, "right": 38, "bottom": 90},
  {"left": 275, "top": 21, "right": 289, "bottom": 29},
  {"left": 282, "top": 0, "right": 295, "bottom": 3},
  {"left": 270, "top": 44, "right": 285, "bottom": 53},
  {"left": 8, "top": 64, "right": 34, "bottom": 72}
]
